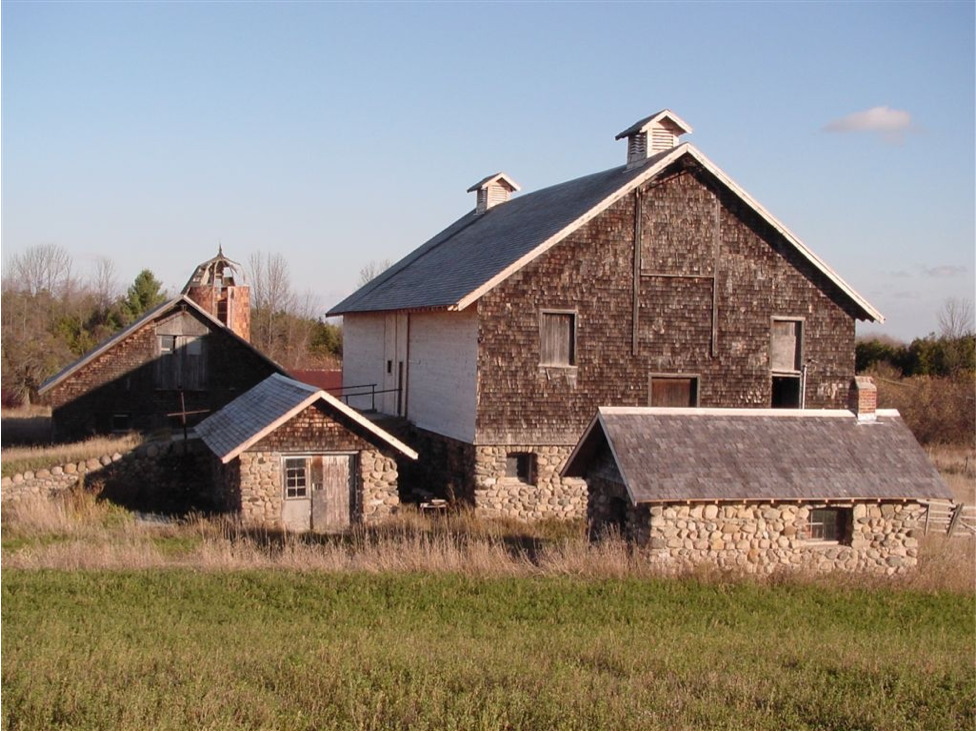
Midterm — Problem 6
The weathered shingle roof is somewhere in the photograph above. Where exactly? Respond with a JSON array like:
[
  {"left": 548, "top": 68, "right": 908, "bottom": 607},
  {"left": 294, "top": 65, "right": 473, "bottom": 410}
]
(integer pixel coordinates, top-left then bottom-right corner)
[
  {"left": 195, "top": 373, "right": 418, "bottom": 463},
  {"left": 38, "top": 295, "right": 285, "bottom": 395},
  {"left": 328, "top": 144, "right": 882, "bottom": 322},
  {"left": 563, "top": 407, "right": 952, "bottom": 504}
]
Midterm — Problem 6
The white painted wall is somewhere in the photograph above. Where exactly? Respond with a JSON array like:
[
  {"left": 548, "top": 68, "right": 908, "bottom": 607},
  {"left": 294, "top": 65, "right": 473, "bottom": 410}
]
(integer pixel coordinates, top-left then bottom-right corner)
[
  {"left": 407, "top": 309, "right": 478, "bottom": 442},
  {"left": 342, "top": 314, "right": 387, "bottom": 412}
]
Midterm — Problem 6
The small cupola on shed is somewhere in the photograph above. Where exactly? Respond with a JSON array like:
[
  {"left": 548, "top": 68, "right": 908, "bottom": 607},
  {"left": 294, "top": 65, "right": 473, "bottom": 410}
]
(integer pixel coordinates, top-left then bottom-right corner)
[
  {"left": 615, "top": 109, "right": 693, "bottom": 169},
  {"left": 182, "top": 246, "right": 251, "bottom": 342},
  {"left": 467, "top": 173, "right": 521, "bottom": 215}
]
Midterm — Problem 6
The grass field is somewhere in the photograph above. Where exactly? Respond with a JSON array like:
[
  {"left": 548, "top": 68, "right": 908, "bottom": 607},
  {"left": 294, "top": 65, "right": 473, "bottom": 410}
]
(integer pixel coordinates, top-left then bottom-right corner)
[
  {"left": 2, "top": 569, "right": 973, "bottom": 730},
  {"left": 2, "top": 490, "right": 975, "bottom": 730}
]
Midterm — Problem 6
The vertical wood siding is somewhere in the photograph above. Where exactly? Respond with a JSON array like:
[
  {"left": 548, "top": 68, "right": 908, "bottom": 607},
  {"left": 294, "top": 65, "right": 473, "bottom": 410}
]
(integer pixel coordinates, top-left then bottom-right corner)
[
  {"left": 407, "top": 309, "right": 479, "bottom": 443},
  {"left": 342, "top": 313, "right": 387, "bottom": 412}
]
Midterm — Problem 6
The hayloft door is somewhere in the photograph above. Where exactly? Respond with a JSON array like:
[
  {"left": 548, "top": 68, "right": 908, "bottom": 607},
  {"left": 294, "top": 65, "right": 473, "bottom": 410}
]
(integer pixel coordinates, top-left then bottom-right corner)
[{"left": 311, "top": 454, "right": 354, "bottom": 532}]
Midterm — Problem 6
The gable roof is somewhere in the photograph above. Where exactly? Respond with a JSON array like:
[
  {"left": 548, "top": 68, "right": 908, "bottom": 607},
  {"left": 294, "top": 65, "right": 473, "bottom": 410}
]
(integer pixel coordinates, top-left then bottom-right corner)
[
  {"left": 328, "top": 144, "right": 883, "bottom": 322},
  {"left": 562, "top": 407, "right": 952, "bottom": 504},
  {"left": 615, "top": 108, "right": 693, "bottom": 139},
  {"left": 38, "top": 295, "right": 285, "bottom": 396},
  {"left": 195, "top": 373, "right": 418, "bottom": 463}
]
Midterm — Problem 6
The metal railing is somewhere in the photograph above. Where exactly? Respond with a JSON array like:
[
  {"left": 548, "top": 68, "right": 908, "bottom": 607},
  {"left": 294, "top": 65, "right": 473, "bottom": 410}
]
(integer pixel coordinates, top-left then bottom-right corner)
[{"left": 329, "top": 383, "right": 402, "bottom": 413}]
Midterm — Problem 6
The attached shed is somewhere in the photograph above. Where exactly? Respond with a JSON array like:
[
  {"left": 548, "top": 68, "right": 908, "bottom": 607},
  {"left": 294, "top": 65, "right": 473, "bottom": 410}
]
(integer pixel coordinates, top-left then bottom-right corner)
[
  {"left": 563, "top": 381, "right": 953, "bottom": 574},
  {"left": 196, "top": 374, "right": 418, "bottom": 531}
]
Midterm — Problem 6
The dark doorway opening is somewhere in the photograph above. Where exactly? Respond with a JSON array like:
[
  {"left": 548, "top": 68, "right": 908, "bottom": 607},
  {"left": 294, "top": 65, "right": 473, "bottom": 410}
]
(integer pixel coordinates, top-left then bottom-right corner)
[{"left": 772, "top": 376, "right": 801, "bottom": 408}]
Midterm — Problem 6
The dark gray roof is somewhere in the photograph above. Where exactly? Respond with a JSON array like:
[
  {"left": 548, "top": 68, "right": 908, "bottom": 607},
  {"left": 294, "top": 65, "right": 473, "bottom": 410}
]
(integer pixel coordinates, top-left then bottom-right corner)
[
  {"left": 196, "top": 373, "right": 418, "bottom": 462},
  {"left": 563, "top": 408, "right": 953, "bottom": 504},
  {"left": 327, "top": 152, "right": 671, "bottom": 315}
]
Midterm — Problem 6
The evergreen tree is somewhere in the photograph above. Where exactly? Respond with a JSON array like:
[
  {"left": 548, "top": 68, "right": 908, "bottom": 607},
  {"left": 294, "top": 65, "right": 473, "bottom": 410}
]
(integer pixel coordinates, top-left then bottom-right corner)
[{"left": 119, "top": 269, "right": 167, "bottom": 324}]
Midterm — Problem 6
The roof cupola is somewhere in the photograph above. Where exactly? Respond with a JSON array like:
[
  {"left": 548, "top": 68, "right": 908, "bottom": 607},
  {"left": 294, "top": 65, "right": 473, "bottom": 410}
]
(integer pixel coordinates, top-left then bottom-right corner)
[
  {"left": 615, "top": 109, "right": 692, "bottom": 169},
  {"left": 467, "top": 172, "right": 521, "bottom": 215}
]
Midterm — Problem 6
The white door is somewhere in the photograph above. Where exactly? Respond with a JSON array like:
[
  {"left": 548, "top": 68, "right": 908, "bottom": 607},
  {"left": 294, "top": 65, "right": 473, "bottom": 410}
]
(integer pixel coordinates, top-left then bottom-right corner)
[
  {"left": 382, "top": 313, "right": 409, "bottom": 416},
  {"left": 281, "top": 456, "right": 311, "bottom": 531}
]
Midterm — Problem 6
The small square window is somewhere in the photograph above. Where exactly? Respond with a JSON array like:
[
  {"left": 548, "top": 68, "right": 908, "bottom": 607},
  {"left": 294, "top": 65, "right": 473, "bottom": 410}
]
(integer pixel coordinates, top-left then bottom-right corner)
[
  {"left": 505, "top": 452, "right": 535, "bottom": 484},
  {"left": 806, "top": 507, "right": 852, "bottom": 543},
  {"left": 284, "top": 457, "right": 308, "bottom": 499}
]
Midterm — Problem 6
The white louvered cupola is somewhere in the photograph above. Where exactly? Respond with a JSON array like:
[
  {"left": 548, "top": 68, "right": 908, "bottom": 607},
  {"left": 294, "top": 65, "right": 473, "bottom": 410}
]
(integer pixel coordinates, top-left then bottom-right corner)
[
  {"left": 467, "top": 173, "right": 521, "bottom": 215},
  {"left": 615, "top": 110, "right": 693, "bottom": 169}
]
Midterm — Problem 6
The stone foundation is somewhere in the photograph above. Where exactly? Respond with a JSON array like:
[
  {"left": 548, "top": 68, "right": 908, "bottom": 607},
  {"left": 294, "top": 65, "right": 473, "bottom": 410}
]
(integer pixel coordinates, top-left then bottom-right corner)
[
  {"left": 631, "top": 501, "right": 924, "bottom": 574},
  {"left": 474, "top": 445, "right": 586, "bottom": 520}
]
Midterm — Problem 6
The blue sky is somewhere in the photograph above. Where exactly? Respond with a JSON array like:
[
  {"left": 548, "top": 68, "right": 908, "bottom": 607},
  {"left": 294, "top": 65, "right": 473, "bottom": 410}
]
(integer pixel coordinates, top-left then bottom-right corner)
[{"left": 3, "top": 1, "right": 973, "bottom": 340}]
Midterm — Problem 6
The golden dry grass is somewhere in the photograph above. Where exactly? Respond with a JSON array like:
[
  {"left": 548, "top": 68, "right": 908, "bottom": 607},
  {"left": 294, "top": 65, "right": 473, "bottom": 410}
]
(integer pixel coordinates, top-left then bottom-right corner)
[
  {"left": 0, "top": 433, "right": 141, "bottom": 477},
  {"left": 3, "top": 489, "right": 973, "bottom": 593}
]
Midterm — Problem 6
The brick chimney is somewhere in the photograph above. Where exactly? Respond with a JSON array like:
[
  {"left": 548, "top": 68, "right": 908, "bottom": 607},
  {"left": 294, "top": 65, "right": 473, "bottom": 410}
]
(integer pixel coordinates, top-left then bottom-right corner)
[
  {"left": 848, "top": 376, "right": 878, "bottom": 422},
  {"left": 615, "top": 109, "right": 693, "bottom": 169},
  {"left": 467, "top": 173, "right": 520, "bottom": 215},
  {"left": 182, "top": 247, "right": 251, "bottom": 342}
]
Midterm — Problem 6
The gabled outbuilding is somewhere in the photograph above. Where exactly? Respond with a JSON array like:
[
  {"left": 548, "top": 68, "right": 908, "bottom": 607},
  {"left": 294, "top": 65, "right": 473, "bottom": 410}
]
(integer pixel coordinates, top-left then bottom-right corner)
[
  {"left": 196, "top": 374, "right": 418, "bottom": 531},
  {"left": 562, "top": 378, "right": 953, "bottom": 573}
]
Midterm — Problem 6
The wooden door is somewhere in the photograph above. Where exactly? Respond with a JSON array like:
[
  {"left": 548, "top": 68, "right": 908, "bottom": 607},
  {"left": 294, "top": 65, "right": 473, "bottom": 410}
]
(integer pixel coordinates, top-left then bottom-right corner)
[
  {"left": 281, "top": 456, "right": 312, "bottom": 531},
  {"left": 651, "top": 377, "right": 697, "bottom": 407},
  {"left": 311, "top": 454, "right": 354, "bottom": 532}
]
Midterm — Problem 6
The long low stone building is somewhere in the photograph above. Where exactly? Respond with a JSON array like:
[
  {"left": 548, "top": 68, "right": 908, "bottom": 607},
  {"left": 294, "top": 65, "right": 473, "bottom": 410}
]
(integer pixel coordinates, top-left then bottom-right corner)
[{"left": 562, "top": 378, "right": 954, "bottom": 574}]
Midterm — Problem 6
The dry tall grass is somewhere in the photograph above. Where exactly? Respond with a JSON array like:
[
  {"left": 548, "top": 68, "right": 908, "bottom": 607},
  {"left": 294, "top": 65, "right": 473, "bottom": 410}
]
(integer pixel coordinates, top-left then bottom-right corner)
[
  {"left": 4, "top": 489, "right": 973, "bottom": 593},
  {"left": 0, "top": 433, "right": 141, "bottom": 477}
]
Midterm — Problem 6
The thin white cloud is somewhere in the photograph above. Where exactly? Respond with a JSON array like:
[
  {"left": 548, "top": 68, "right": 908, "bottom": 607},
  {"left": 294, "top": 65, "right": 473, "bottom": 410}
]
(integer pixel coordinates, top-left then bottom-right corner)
[
  {"left": 920, "top": 265, "right": 967, "bottom": 277},
  {"left": 823, "top": 106, "right": 915, "bottom": 144}
]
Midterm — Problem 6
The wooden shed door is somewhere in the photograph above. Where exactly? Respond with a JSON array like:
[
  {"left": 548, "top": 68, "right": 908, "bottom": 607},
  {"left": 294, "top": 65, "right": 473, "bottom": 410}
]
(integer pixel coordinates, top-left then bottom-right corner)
[
  {"left": 651, "top": 377, "right": 697, "bottom": 407},
  {"left": 311, "top": 455, "right": 354, "bottom": 532}
]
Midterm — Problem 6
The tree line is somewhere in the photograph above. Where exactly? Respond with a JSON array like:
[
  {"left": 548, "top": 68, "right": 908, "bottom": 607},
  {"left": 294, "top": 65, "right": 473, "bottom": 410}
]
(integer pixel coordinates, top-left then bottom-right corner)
[
  {"left": 1, "top": 244, "right": 342, "bottom": 404},
  {"left": 856, "top": 298, "right": 975, "bottom": 377}
]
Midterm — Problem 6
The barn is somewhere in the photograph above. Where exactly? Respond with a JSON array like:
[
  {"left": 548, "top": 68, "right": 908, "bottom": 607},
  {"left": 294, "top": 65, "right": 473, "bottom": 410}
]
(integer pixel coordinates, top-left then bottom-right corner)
[
  {"left": 562, "top": 378, "right": 954, "bottom": 573},
  {"left": 196, "top": 374, "right": 417, "bottom": 531}
]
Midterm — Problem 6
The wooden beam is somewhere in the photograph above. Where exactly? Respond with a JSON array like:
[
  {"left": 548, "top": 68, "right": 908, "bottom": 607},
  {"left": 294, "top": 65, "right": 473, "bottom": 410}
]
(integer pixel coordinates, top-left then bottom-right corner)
[
  {"left": 711, "top": 196, "right": 720, "bottom": 357},
  {"left": 632, "top": 189, "right": 643, "bottom": 357}
]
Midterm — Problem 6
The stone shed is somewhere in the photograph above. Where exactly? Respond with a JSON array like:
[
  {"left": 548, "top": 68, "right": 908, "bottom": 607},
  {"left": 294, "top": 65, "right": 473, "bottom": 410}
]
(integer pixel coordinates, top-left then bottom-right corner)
[
  {"left": 562, "top": 381, "right": 954, "bottom": 574},
  {"left": 196, "top": 374, "right": 418, "bottom": 531}
]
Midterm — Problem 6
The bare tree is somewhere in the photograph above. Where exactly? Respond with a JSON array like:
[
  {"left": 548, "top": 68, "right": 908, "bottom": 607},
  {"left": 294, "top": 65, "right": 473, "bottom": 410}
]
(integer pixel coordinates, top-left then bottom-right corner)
[
  {"left": 89, "top": 256, "right": 120, "bottom": 312},
  {"left": 937, "top": 297, "right": 975, "bottom": 339},
  {"left": 358, "top": 259, "right": 392, "bottom": 287},
  {"left": 7, "top": 243, "right": 74, "bottom": 297},
  {"left": 247, "top": 251, "right": 323, "bottom": 368}
]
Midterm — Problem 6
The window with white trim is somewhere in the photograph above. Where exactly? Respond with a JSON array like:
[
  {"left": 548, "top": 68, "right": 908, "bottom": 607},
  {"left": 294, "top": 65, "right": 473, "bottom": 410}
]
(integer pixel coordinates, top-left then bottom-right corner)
[{"left": 284, "top": 457, "right": 309, "bottom": 499}]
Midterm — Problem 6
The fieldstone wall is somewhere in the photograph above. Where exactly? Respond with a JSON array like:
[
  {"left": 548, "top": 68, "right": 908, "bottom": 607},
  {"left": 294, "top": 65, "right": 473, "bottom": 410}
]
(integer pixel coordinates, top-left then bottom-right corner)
[
  {"left": 1, "top": 439, "right": 213, "bottom": 513},
  {"left": 360, "top": 449, "right": 399, "bottom": 521},
  {"left": 474, "top": 445, "right": 586, "bottom": 520},
  {"left": 637, "top": 501, "right": 924, "bottom": 574},
  {"left": 232, "top": 448, "right": 399, "bottom": 528}
]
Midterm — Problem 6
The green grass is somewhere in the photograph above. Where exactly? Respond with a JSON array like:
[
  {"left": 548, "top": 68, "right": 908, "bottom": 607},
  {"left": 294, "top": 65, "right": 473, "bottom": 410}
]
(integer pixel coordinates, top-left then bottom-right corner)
[{"left": 3, "top": 570, "right": 973, "bottom": 730}]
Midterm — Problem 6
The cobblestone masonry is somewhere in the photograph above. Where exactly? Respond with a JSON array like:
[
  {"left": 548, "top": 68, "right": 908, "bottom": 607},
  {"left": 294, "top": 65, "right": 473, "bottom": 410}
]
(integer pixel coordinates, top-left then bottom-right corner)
[
  {"left": 224, "top": 403, "right": 402, "bottom": 528},
  {"left": 1, "top": 439, "right": 213, "bottom": 512},
  {"left": 232, "top": 448, "right": 399, "bottom": 527},
  {"left": 474, "top": 445, "right": 586, "bottom": 520},
  {"left": 588, "top": 477, "right": 923, "bottom": 574}
]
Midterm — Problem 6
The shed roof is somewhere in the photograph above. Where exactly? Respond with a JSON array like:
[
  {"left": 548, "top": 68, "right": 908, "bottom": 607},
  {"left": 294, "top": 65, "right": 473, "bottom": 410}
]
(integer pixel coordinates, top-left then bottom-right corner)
[
  {"left": 195, "top": 373, "right": 418, "bottom": 463},
  {"left": 328, "top": 144, "right": 882, "bottom": 322},
  {"left": 38, "top": 295, "right": 284, "bottom": 396},
  {"left": 562, "top": 407, "right": 952, "bottom": 504}
]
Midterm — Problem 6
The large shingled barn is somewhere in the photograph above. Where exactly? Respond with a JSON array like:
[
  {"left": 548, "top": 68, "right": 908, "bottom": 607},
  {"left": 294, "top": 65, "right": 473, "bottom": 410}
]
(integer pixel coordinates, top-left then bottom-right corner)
[
  {"left": 328, "top": 109, "right": 884, "bottom": 521},
  {"left": 562, "top": 378, "right": 954, "bottom": 574},
  {"left": 196, "top": 373, "right": 417, "bottom": 531}
]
